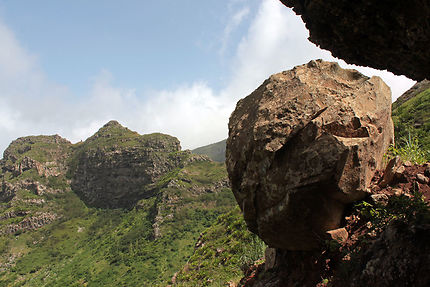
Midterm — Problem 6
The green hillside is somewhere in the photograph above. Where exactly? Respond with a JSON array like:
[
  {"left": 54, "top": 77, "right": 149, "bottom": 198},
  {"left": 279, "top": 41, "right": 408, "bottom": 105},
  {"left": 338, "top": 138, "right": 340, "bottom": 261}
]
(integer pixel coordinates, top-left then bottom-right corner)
[
  {"left": 392, "top": 82, "right": 430, "bottom": 156},
  {"left": 174, "top": 206, "right": 265, "bottom": 286},
  {"left": 0, "top": 162, "right": 234, "bottom": 286},
  {"left": 0, "top": 123, "right": 237, "bottom": 286},
  {"left": 192, "top": 139, "right": 226, "bottom": 162}
]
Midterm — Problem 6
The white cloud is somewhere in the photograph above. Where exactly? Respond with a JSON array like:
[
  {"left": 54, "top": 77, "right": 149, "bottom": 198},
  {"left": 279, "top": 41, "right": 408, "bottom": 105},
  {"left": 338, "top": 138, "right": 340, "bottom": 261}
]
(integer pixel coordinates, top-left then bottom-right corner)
[
  {"left": 224, "top": 0, "right": 332, "bottom": 99},
  {"left": 135, "top": 83, "right": 230, "bottom": 149},
  {"left": 0, "top": 19, "right": 73, "bottom": 154},
  {"left": 0, "top": 22, "right": 36, "bottom": 80},
  {"left": 219, "top": 6, "right": 250, "bottom": 56},
  {"left": 70, "top": 77, "right": 230, "bottom": 150},
  {"left": 0, "top": 98, "right": 19, "bottom": 132}
]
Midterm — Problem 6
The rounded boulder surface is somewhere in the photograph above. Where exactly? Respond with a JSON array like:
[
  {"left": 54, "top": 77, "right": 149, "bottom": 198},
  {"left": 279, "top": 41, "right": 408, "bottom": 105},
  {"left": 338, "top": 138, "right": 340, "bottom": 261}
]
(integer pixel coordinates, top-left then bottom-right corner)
[{"left": 226, "top": 60, "right": 394, "bottom": 250}]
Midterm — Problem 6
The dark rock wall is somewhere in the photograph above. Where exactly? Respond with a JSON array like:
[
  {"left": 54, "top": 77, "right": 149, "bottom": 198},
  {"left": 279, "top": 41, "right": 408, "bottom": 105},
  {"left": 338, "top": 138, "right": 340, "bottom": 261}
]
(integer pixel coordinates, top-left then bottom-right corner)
[
  {"left": 70, "top": 121, "right": 189, "bottom": 208},
  {"left": 71, "top": 145, "right": 186, "bottom": 208},
  {"left": 281, "top": 0, "right": 430, "bottom": 80}
]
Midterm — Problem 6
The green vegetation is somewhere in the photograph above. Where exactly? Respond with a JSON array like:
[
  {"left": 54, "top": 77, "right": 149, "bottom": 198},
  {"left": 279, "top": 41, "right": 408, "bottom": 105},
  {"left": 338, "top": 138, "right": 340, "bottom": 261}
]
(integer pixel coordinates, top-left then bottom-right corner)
[
  {"left": 174, "top": 206, "right": 266, "bottom": 286},
  {"left": 2, "top": 135, "right": 71, "bottom": 164},
  {"left": 356, "top": 192, "right": 430, "bottom": 231},
  {"left": 386, "top": 133, "right": 429, "bottom": 164},
  {"left": 192, "top": 139, "right": 226, "bottom": 162},
  {"left": 80, "top": 120, "right": 179, "bottom": 151},
  {"left": 0, "top": 153, "right": 236, "bottom": 286},
  {"left": 392, "top": 87, "right": 430, "bottom": 157},
  {"left": 179, "top": 161, "right": 227, "bottom": 185}
]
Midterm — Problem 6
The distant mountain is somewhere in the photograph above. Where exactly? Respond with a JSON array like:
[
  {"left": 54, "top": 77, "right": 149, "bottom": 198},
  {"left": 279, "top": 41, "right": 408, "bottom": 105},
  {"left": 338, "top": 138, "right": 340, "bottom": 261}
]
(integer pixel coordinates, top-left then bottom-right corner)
[
  {"left": 392, "top": 80, "right": 430, "bottom": 151},
  {"left": 192, "top": 139, "right": 226, "bottom": 162}
]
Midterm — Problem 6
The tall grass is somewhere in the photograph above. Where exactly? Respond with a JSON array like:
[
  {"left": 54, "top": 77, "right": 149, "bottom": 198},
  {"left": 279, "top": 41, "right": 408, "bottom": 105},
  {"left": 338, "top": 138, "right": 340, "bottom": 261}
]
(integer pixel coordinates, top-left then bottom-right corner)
[{"left": 388, "top": 132, "right": 429, "bottom": 164}]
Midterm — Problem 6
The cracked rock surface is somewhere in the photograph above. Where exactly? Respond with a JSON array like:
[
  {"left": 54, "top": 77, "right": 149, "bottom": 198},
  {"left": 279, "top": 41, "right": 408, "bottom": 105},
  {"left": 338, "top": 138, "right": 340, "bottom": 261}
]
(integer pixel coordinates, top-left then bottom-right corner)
[{"left": 226, "top": 60, "right": 394, "bottom": 250}]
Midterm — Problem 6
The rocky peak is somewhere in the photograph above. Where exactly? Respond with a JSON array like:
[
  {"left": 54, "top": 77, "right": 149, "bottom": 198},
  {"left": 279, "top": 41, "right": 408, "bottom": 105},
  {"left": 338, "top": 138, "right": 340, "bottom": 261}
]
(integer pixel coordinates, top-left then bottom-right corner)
[
  {"left": 2, "top": 135, "right": 71, "bottom": 162},
  {"left": 91, "top": 120, "right": 132, "bottom": 137},
  {"left": 86, "top": 120, "right": 138, "bottom": 142},
  {"left": 104, "top": 119, "right": 122, "bottom": 127},
  {"left": 83, "top": 120, "right": 181, "bottom": 153},
  {"left": 1, "top": 135, "right": 72, "bottom": 178},
  {"left": 70, "top": 121, "right": 188, "bottom": 208}
]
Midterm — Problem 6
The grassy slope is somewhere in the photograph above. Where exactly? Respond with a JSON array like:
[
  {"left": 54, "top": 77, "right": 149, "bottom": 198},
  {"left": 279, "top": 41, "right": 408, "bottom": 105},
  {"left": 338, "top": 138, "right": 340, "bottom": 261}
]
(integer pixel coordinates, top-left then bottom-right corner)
[
  {"left": 392, "top": 87, "right": 430, "bottom": 152},
  {"left": 173, "top": 207, "right": 265, "bottom": 286},
  {"left": 192, "top": 140, "right": 226, "bottom": 163},
  {"left": 0, "top": 157, "right": 236, "bottom": 286}
]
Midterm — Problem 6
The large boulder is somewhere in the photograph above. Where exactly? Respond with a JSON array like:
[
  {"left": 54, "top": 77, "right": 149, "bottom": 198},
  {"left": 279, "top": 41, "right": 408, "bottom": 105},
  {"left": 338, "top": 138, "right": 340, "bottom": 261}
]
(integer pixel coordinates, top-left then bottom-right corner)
[
  {"left": 280, "top": 0, "right": 430, "bottom": 81},
  {"left": 226, "top": 60, "right": 394, "bottom": 250}
]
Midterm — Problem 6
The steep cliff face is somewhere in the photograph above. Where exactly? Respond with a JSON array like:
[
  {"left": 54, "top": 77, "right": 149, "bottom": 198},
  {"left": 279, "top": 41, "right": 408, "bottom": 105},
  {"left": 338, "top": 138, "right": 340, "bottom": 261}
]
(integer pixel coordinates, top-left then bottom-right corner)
[
  {"left": 280, "top": 0, "right": 429, "bottom": 81},
  {"left": 70, "top": 121, "right": 190, "bottom": 208}
]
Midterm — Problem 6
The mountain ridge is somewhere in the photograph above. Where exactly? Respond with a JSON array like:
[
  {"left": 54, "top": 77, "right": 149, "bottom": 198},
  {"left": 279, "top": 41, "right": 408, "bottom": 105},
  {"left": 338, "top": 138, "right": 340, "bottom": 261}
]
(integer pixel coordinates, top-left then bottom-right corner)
[{"left": 192, "top": 139, "right": 226, "bottom": 162}]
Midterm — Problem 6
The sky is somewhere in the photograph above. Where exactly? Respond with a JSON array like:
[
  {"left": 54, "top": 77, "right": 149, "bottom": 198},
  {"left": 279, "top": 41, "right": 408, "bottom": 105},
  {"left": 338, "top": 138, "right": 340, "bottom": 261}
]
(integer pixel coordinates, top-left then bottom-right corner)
[{"left": 0, "top": 0, "right": 416, "bottom": 155}]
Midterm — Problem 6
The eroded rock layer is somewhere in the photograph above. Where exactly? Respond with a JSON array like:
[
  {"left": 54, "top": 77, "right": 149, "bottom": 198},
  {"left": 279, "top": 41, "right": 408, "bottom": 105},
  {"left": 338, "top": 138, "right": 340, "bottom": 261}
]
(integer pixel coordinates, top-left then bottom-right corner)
[
  {"left": 281, "top": 0, "right": 430, "bottom": 81},
  {"left": 226, "top": 60, "right": 394, "bottom": 250}
]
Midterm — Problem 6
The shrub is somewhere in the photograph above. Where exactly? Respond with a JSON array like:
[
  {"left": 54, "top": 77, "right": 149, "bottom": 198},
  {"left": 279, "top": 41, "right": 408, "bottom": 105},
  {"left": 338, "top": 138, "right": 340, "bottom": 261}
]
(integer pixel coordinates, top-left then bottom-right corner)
[{"left": 356, "top": 191, "right": 429, "bottom": 228}]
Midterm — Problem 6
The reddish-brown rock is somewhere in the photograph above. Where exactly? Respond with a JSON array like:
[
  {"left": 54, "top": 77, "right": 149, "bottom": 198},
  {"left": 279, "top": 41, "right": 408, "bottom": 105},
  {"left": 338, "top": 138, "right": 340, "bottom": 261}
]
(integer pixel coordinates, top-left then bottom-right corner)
[{"left": 226, "top": 60, "right": 394, "bottom": 250}]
